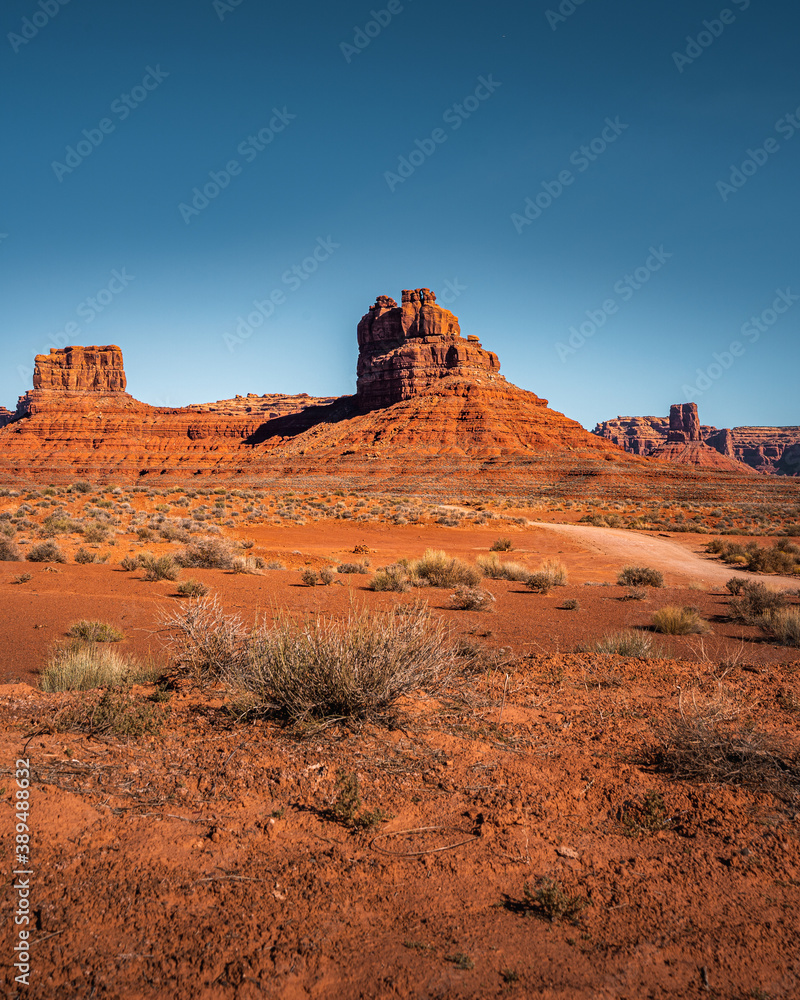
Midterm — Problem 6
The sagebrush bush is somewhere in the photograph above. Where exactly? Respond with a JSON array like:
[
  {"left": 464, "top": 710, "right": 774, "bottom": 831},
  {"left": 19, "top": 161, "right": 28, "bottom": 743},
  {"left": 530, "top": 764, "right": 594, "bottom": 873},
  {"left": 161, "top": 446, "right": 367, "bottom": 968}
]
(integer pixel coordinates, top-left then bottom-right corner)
[
  {"left": 370, "top": 565, "right": 411, "bottom": 592},
  {"left": 177, "top": 538, "right": 234, "bottom": 570},
  {"left": 27, "top": 541, "right": 66, "bottom": 563},
  {"left": 120, "top": 555, "right": 142, "bottom": 571},
  {"left": 142, "top": 554, "right": 180, "bottom": 582},
  {"left": 618, "top": 565, "right": 663, "bottom": 588},
  {"left": 176, "top": 578, "right": 209, "bottom": 597},
  {"left": 761, "top": 608, "right": 800, "bottom": 647},
  {"left": 449, "top": 585, "right": 496, "bottom": 611},
  {"left": 708, "top": 538, "right": 800, "bottom": 575},
  {"left": 41, "top": 642, "right": 160, "bottom": 691},
  {"left": 337, "top": 561, "right": 370, "bottom": 574},
  {"left": 651, "top": 606, "right": 710, "bottom": 635},
  {"left": 231, "top": 555, "right": 265, "bottom": 575},
  {"left": 0, "top": 538, "right": 22, "bottom": 561},
  {"left": 728, "top": 581, "right": 788, "bottom": 624},
  {"left": 82, "top": 523, "right": 109, "bottom": 544},
  {"left": 409, "top": 549, "right": 481, "bottom": 588},
  {"left": 74, "top": 547, "right": 97, "bottom": 564},
  {"left": 592, "top": 630, "right": 658, "bottom": 658},
  {"left": 67, "top": 620, "right": 124, "bottom": 642},
  {"left": 476, "top": 554, "right": 530, "bottom": 582},
  {"left": 526, "top": 559, "right": 568, "bottom": 593},
  {"left": 161, "top": 598, "right": 454, "bottom": 723},
  {"left": 490, "top": 537, "right": 513, "bottom": 552},
  {"left": 301, "top": 568, "right": 320, "bottom": 587}
]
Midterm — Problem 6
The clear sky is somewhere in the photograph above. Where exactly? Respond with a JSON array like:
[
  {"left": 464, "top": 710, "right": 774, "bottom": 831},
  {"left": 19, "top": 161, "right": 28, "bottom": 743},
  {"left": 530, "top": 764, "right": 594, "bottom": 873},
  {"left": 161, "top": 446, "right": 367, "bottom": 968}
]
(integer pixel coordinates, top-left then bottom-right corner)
[{"left": 2, "top": 0, "right": 798, "bottom": 430}]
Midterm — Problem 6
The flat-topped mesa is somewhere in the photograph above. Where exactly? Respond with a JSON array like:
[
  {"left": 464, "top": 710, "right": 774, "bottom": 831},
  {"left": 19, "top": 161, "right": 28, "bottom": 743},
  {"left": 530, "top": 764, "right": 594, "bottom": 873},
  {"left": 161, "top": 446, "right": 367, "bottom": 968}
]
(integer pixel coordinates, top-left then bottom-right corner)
[
  {"left": 356, "top": 288, "right": 501, "bottom": 410},
  {"left": 33, "top": 345, "right": 127, "bottom": 393},
  {"left": 666, "top": 402, "right": 701, "bottom": 443}
]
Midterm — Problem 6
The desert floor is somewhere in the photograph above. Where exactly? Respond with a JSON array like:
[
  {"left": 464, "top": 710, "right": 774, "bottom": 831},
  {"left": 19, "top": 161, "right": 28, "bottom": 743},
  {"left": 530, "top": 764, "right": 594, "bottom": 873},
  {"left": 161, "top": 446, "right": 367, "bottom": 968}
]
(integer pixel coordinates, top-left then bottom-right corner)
[{"left": 1, "top": 485, "right": 798, "bottom": 999}]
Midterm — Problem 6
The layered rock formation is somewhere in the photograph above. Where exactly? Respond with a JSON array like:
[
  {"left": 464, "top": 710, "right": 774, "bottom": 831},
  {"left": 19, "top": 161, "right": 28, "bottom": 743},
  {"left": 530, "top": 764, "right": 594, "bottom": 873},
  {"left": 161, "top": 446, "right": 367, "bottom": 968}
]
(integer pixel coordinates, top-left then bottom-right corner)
[
  {"left": 646, "top": 403, "right": 753, "bottom": 473},
  {"left": 356, "top": 289, "right": 501, "bottom": 410},
  {"left": 594, "top": 407, "right": 799, "bottom": 476},
  {"left": 32, "top": 345, "right": 127, "bottom": 393},
  {"left": 0, "top": 408, "right": 13, "bottom": 429}
]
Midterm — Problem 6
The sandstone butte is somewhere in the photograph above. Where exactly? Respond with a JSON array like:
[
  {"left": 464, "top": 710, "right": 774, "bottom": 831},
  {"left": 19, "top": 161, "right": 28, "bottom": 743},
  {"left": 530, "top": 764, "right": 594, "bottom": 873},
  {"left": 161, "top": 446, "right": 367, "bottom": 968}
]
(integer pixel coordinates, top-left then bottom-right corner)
[
  {"left": 595, "top": 403, "right": 800, "bottom": 477},
  {"left": 0, "top": 290, "right": 792, "bottom": 497}
]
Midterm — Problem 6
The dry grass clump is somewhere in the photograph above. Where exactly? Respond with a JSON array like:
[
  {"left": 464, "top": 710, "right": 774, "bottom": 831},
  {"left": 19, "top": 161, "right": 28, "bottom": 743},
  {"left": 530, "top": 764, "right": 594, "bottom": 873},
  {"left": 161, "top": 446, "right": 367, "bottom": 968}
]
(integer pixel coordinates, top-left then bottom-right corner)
[
  {"left": 490, "top": 537, "right": 513, "bottom": 552},
  {"left": 591, "top": 629, "right": 659, "bottom": 658},
  {"left": 40, "top": 641, "right": 161, "bottom": 691},
  {"left": 27, "top": 541, "right": 67, "bottom": 563},
  {"left": 176, "top": 578, "right": 209, "bottom": 597},
  {"left": 651, "top": 606, "right": 710, "bottom": 635},
  {"left": 177, "top": 538, "right": 235, "bottom": 570},
  {"left": 448, "top": 585, "right": 496, "bottom": 611},
  {"left": 74, "top": 546, "right": 100, "bottom": 564},
  {"left": 526, "top": 559, "right": 568, "bottom": 594},
  {"left": 231, "top": 555, "right": 265, "bottom": 575},
  {"left": 476, "top": 554, "right": 530, "bottom": 582},
  {"left": 161, "top": 598, "right": 454, "bottom": 724},
  {"left": 370, "top": 565, "right": 411, "bottom": 592},
  {"left": 618, "top": 565, "right": 663, "bottom": 588},
  {"left": 0, "top": 538, "right": 22, "bottom": 561},
  {"left": 642, "top": 712, "right": 799, "bottom": 802},
  {"left": 759, "top": 608, "right": 800, "bottom": 647},
  {"left": 66, "top": 620, "right": 124, "bottom": 642},
  {"left": 142, "top": 554, "right": 180, "bottom": 582},
  {"left": 408, "top": 549, "right": 481, "bottom": 588}
]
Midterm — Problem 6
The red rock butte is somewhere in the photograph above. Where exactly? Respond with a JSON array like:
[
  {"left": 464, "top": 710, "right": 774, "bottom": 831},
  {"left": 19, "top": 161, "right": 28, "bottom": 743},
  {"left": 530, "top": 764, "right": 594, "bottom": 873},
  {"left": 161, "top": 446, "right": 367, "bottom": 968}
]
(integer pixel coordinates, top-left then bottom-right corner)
[{"left": 0, "top": 290, "right": 795, "bottom": 500}]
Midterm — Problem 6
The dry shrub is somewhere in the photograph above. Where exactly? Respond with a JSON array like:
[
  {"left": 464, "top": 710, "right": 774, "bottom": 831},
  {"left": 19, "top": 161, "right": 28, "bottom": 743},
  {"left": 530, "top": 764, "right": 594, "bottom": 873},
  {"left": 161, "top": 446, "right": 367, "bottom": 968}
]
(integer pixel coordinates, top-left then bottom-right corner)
[
  {"left": 618, "top": 565, "right": 663, "bottom": 588},
  {"left": 591, "top": 629, "right": 659, "bottom": 658},
  {"left": 176, "top": 578, "right": 209, "bottom": 597},
  {"left": 231, "top": 555, "right": 265, "bottom": 575},
  {"left": 74, "top": 547, "right": 97, "bottom": 564},
  {"left": 0, "top": 538, "right": 22, "bottom": 561},
  {"left": 642, "top": 713, "right": 799, "bottom": 802},
  {"left": 409, "top": 549, "right": 481, "bottom": 588},
  {"left": 41, "top": 642, "right": 160, "bottom": 691},
  {"left": 370, "top": 565, "right": 411, "bottom": 592},
  {"left": 337, "top": 561, "right": 370, "bottom": 574},
  {"left": 142, "top": 554, "right": 180, "bottom": 581},
  {"left": 526, "top": 558, "right": 568, "bottom": 593},
  {"left": 161, "top": 598, "right": 454, "bottom": 724},
  {"left": 760, "top": 608, "right": 800, "bottom": 647},
  {"left": 66, "top": 620, "right": 124, "bottom": 642},
  {"left": 476, "top": 553, "right": 530, "bottom": 581},
  {"left": 449, "top": 585, "right": 496, "bottom": 611},
  {"left": 651, "top": 606, "right": 710, "bottom": 635},
  {"left": 27, "top": 541, "right": 66, "bottom": 563},
  {"left": 490, "top": 537, "right": 513, "bottom": 552},
  {"left": 53, "top": 688, "right": 166, "bottom": 737},
  {"left": 177, "top": 538, "right": 234, "bottom": 569},
  {"left": 728, "top": 580, "right": 788, "bottom": 624},
  {"left": 708, "top": 538, "right": 800, "bottom": 575}
]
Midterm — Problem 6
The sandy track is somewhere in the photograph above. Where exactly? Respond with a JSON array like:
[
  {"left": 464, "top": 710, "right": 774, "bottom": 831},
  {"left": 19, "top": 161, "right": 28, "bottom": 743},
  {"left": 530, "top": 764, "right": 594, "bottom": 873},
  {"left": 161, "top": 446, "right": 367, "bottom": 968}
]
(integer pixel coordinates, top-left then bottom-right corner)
[{"left": 533, "top": 522, "right": 800, "bottom": 590}]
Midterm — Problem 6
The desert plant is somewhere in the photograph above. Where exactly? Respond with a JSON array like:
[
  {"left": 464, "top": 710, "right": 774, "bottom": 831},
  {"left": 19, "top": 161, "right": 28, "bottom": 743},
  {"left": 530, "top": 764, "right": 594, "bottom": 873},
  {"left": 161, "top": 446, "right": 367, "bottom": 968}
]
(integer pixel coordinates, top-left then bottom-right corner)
[
  {"left": 490, "top": 537, "right": 513, "bottom": 552},
  {"left": 561, "top": 598, "right": 580, "bottom": 611},
  {"left": 337, "top": 561, "right": 370, "bottom": 574},
  {"left": 728, "top": 581, "right": 788, "bottom": 624},
  {"left": 176, "top": 538, "right": 234, "bottom": 569},
  {"left": 27, "top": 541, "right": 66, "bottom": 563},
  {"left": 760, "top": 608, "right": 800, "bottom": 647},
  {"left": 318, "top": 566, "right": 336, "bottom": 586},
  {"left": 231, "top": 555, "right": 265, "bottom": 575},
  {"left": 120, "top": 554, "right": 142, "bottom": 571},
  {"left": 622, "top": 586, "right": 648, "bottom": 601},
  {"left": 40, "top": 642, "right": 160, "bottom": 691},
  {"left": 265, "top": 560, "right": 286, "bottom": 570},
  {"left": 53, "top": 688, "right": 166, "bottom": 737},
  {"left": 71, "top": 480, "right": 92, "bottom": 494},
  {"left": 409, "top": 549, "right": 481, "bottom": 588},
  {"left": 141, "top": 554, "right": 180, "bottom": 582},
  {"left": 449, "top": 585, "right": 496, "bottom": 611},
  {"left": 370, "top": 565, "right": 411, "bottom": 592},
  {"left": 651, "top": 606, "right": 710, "bottom": 635},
  {"left": 521, "top": 878, "right": 586, "bottom": 924},
  {"left": 82, "top": 523, "right": 109, "bottom": 544},
  {"left": 74, "top": 547, "right": 97, "bottom": 565},
  {"left": 175, "top": 578, "right": 209, "bottom": 598},
  {"left": 0, "top": 538, "right": 22, "bottom": 561},
  {"left": 329, "top": 771, "right": 389, "bottom": 830},
  {"left": 66, "top": 620, "right": 125, "bottom": 642},
  {"left": 12, "top": 573, "right": 32, "bottom": 584},
  {"left": 619, "top": 791, "right": 671, "bottom": 837},
  {"left": 159, "top": 596, "right": 247, "bottom": 682},
  {"left": 301, "top": 568, "right": 320, "bottom": 586},
  {"left": 476, "top": 554, "right": 530, "bottom": 581},
  {"left": 618, "top": 565, "right": 663, "bottom": 588},
  {"left": 591, "top": 630, "right": 658, "bottom": 658}
]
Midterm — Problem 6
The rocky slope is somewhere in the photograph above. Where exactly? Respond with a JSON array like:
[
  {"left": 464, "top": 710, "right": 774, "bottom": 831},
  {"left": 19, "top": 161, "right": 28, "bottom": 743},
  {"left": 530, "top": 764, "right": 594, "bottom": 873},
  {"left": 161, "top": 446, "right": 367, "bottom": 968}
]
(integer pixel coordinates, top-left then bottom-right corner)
[{"left": 595, "top": 407, "right": 799, "bottom": 475}]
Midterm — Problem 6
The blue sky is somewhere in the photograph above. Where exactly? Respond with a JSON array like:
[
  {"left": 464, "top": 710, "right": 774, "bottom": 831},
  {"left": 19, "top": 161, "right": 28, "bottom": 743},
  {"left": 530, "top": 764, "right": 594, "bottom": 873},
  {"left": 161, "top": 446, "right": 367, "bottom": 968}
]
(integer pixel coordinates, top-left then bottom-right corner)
[{"left": 1, "top": 0, "right": 798, "bottom": 430}]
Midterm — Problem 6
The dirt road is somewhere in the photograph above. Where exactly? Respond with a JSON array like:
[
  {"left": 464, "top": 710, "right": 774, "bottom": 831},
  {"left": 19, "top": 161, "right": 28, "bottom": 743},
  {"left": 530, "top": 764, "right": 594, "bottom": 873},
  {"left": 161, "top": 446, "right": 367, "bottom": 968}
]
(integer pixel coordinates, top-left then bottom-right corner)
[{"left": 533, "top": 522, "right": 799, "bottom": 590}]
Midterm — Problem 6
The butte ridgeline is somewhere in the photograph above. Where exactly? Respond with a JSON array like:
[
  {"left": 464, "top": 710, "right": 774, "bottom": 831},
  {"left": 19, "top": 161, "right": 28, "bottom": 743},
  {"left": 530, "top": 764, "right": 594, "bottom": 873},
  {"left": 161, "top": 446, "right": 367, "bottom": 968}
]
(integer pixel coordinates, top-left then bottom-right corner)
[{"left": 0, "top": 290, "right": 796, "bottom": 501}]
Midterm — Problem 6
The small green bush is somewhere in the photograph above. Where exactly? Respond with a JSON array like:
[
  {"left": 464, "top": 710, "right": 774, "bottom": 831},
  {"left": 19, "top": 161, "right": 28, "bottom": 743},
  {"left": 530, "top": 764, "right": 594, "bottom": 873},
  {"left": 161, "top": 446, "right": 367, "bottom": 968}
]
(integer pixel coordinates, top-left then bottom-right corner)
[{"left": 618, "top": 566, "right": 663, "bottom": 588}]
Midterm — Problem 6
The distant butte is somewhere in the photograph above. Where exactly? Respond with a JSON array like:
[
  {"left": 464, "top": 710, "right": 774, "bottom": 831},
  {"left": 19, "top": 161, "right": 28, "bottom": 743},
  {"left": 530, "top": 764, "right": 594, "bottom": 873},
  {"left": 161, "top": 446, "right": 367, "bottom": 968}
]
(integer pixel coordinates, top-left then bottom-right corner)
[{"left": 0, "top": 290, "right": 793, "bottom": 495}]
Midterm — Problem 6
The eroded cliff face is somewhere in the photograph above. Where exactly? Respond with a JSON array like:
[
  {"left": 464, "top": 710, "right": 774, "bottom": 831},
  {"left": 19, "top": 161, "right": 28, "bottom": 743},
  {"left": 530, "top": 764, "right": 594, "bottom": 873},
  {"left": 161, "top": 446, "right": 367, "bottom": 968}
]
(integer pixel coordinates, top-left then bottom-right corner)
[
  {"left": 594, "top": 407, "right": 799, "bottom": 476},
  {"left": 356, "top": 289, "right": 502, "bottom": 410},
  {"left": 32, "top": 345, "right": 127, "bottom": 393}
]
